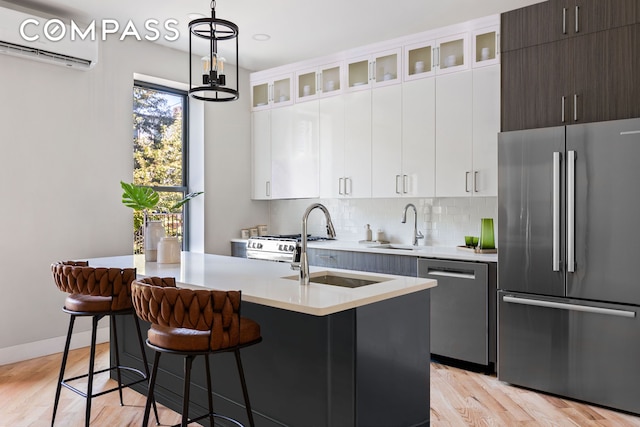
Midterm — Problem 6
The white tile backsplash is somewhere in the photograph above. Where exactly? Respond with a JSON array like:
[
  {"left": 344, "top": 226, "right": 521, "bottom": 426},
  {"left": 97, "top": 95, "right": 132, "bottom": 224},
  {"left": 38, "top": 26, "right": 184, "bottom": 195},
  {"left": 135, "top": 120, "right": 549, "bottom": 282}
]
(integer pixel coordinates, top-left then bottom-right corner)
[{"left": 268, "top": 197, "right": 498, "bottom": 247}]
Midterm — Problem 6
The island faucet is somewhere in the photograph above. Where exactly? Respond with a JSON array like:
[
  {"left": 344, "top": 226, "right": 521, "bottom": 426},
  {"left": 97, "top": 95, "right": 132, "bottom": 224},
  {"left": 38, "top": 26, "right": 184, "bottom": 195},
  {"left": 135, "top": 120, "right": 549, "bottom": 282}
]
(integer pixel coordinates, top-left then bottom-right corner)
[
  {"left": 291, "top": 203, "right": 336, "bottom": 285},
  {"left": 402, "top": 203, "right": 424, "bottom": 246}
]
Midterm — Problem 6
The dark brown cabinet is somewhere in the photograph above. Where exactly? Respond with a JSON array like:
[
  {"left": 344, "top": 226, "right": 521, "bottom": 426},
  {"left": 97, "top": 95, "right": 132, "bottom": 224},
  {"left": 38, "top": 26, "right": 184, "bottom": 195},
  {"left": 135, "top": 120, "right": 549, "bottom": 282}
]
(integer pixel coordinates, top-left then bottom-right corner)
[
  {"left": 502, "top": 0, "right": 639, "bottom": 52},
  {"left": 501, "top": 0, "right": 640, "bottom": 131}
]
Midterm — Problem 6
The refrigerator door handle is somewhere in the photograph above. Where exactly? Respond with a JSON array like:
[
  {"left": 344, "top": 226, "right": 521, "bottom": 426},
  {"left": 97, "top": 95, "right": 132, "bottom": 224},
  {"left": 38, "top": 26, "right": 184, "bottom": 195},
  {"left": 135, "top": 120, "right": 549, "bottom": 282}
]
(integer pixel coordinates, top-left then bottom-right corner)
[
  {"left": 567, "top": 150, "right": 576, "bottom": 273},
  {"left": 503, "top": 295, "right": 636, "bottom": 318},
  {"left": 553, "top": 152, "right": 561, "bottom": 271}
]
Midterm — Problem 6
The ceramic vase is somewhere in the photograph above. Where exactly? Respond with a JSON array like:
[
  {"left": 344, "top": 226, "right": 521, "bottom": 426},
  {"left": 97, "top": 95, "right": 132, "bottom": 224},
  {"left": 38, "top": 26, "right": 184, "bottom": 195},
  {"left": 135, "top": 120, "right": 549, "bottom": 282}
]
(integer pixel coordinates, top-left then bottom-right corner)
[
  {"left": 145, "top": 220, "right": 165, "bottom": 262},
  {"left": 157, "top": 236, "right": 181, "bottom": 264}
]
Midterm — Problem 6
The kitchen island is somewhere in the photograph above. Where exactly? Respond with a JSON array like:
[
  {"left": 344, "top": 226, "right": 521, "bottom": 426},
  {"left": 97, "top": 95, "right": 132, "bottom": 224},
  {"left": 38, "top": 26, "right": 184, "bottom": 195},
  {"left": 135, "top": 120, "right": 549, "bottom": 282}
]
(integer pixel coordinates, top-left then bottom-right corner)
[{"left": 88, "top": 252, "right": 436, "bottom": 427}]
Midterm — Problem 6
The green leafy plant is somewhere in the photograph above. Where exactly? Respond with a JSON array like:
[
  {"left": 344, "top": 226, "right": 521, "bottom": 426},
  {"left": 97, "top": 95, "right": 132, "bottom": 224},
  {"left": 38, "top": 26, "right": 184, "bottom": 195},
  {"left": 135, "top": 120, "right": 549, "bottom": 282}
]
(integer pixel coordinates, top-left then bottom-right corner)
[
  {"left": 120, "top": 181, "right": 203, "bottom": 214},
  {"left": 120, "top": 181, "right": 160, "bottom": 212}
]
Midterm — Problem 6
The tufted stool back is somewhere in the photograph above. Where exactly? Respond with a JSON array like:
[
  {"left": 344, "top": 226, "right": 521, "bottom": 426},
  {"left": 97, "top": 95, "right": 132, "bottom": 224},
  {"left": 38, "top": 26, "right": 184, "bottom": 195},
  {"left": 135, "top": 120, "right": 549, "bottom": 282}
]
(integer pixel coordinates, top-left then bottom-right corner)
[
  {"left": 132, "top": 278, "right": 250, "bottom": 352},
  {"left": 51, "top": 261, "right": 136, "bottom": 312}
]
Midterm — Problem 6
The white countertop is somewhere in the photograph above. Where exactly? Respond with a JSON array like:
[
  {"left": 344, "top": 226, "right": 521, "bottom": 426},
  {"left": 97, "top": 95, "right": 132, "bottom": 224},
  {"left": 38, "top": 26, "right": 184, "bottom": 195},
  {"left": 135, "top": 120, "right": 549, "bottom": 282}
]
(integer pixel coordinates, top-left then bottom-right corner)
[
  {"left": 86, "top": 253, "right": 436, "bottom": 317},
  {"left": 231, "top": 238, "right": 498, "bottom": 263}
]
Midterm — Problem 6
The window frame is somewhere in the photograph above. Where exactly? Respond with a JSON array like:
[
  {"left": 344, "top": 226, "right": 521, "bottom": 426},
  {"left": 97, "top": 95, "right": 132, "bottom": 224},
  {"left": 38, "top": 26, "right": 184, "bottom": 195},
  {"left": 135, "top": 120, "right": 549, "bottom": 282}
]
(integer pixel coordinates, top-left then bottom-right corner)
[{"left": 133, "top": 80, "right": 191, "bottom": 250}]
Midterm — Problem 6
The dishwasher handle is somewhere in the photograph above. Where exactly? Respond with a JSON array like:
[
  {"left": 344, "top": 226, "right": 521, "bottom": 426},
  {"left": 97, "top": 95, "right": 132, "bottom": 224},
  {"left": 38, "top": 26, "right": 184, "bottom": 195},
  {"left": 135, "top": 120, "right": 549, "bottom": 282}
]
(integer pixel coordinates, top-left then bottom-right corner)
[{"left": 425, "top": 268, "right": 475, "bottom": 280}]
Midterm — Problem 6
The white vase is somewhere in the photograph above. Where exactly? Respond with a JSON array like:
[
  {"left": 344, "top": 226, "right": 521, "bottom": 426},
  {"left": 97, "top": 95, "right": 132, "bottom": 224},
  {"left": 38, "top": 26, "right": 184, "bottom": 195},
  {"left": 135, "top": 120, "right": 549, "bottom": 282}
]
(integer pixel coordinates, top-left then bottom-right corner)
[
  {"left": 145, "top": 220, "right": 165, "bottom": 262},
  {"left": 158, "top": 237, "right": 181, "bottom": 264}
]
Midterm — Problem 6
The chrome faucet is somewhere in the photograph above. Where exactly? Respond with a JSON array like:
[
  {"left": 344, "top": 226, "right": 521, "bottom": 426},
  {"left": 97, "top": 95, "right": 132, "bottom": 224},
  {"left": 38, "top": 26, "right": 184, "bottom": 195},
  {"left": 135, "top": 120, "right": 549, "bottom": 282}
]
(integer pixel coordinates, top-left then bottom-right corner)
[
  {"left": 402, "top": 203, "right": 424, "bottom": 246},
  {"left": 291, "top": 203, "right": 336, "bottom": 285}
]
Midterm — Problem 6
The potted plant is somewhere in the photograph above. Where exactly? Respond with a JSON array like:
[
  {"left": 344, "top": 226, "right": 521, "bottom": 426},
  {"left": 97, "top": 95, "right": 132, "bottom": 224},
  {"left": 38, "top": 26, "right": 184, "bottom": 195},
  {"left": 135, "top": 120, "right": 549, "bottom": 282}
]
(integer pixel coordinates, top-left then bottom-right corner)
[{"left": 120, "top": 181, "right": 203, "bottom": 259}]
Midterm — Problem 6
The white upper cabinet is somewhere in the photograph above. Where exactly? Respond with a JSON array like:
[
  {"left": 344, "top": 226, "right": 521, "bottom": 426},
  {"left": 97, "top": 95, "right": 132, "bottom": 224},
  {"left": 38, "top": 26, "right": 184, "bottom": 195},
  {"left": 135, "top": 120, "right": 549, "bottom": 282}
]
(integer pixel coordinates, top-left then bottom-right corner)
[
  {"left": 346, "top": 47, "right": 402, "bottom": 92},
  {"left": 250, "top": 14, "right": 500, "bottom": 200},
  {"left": 343, "top": 90, "right": 372, "bottom": 198},
  {"left": 401, "top": 78, "right": 436, "bottom": 197},
  {"left": 251, "top": 110, "right": 272, "bottom": 200},
  {"left": 472, "top": 25, "right": 500, "bottom": 68},
  {"left": 295, "top": 61, "right": 343, "bottom": 102},
  {"left": 270, "top": 102, "right": 320, "bottom": 199},
  {"left": 435, "top": 64, "right": 500, "bottom": 197},
  {"left": 371, "top": 85, "right": 403, "bottom": 197},
  {"left": 470, "top": 64, "right": 500, "bottom": 196},
  {"left": 251, "top": 74, "right": 293, "bottom": 111},
  {"left": 435, "top": 70, "right": 473, "bottom": 197}
]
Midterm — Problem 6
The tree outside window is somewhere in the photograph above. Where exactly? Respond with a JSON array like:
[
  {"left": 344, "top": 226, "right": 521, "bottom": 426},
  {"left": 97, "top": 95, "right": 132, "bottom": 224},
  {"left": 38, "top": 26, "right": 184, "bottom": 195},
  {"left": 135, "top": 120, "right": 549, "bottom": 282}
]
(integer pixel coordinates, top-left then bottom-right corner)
[{"left": 132, "top": 82, "right": 189, "bottom": 253}]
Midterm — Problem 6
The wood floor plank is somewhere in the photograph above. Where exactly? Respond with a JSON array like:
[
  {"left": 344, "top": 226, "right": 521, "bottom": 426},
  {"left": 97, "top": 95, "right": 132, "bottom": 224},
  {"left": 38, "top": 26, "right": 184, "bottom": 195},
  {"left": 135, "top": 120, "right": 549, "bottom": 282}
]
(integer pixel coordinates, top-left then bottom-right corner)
[{"left": 2, "top": 344, "right": 640, "bottom": 426}]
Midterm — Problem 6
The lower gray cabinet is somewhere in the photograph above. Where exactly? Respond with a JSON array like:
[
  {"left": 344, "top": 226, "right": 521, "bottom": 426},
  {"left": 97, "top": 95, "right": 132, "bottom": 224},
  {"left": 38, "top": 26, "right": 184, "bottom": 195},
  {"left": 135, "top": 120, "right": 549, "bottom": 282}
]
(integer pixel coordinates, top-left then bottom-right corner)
[{"left": 418, "top": 258, "right": 494, "bottom": 368}]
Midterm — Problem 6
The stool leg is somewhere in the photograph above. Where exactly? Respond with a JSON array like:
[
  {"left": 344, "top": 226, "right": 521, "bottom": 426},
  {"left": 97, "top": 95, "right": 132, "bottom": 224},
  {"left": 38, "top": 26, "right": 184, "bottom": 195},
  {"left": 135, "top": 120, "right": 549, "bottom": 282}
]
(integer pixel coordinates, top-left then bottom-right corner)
[
  {"left": 133, "top": 315, "right": 159, "bottom": 424},
  {"left": 182, "top": 355, "right": 194, "bottom": 427},
  {"left": 110, "top": 314, "right": 124, "bottom": 406},
  {"left": 85, "top": 315, "right": 100, "bottom": 427},
  {"left": 204, "top": 354, "right": 214, "bottom": 425},
  {"left": 234, "top": 349, "right": 256, "bottom": 427},
  {"left": 143, "top": 351, "right": 161, "bottom": 427},
  {"left": 51, "top": 314, "right": 76, "bottom": 427}
]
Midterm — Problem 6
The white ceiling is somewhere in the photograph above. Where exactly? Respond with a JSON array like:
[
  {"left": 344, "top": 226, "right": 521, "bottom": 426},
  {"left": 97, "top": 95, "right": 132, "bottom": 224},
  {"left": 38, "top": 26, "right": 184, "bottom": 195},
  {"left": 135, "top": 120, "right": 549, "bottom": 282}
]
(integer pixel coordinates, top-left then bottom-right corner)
[{"left": 1, "top": 0, "right": 544, "bottom": 72}]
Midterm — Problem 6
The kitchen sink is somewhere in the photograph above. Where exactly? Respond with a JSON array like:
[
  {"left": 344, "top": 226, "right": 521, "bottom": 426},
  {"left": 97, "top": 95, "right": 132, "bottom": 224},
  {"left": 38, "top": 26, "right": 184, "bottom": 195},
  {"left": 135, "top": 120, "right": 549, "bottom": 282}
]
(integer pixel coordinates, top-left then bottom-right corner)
[
  {"left": 370, "top": 244, "right": 422, "bottom": 251},
  {"left": 283, "top": 271, "right": 389, "bottom": 288}
]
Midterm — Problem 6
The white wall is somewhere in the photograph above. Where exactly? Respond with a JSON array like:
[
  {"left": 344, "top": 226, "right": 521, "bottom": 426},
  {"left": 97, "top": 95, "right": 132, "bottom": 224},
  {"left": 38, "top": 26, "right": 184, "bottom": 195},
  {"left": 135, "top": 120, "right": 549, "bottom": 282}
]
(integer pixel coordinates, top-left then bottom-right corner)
[
  {"left": 0, "top": 23, "right": 267, "bottom": 364},
  {"left": 269, "top": 197, "right": 498, "bottom": 247}
]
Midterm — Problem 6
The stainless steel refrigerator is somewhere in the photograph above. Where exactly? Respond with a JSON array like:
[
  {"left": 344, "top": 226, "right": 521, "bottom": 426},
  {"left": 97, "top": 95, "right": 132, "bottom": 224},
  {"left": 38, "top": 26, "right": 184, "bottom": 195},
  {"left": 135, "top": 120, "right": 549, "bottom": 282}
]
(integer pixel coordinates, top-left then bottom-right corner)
[{"left": 497, "top": 118, "right": 640, "bottom": 414}]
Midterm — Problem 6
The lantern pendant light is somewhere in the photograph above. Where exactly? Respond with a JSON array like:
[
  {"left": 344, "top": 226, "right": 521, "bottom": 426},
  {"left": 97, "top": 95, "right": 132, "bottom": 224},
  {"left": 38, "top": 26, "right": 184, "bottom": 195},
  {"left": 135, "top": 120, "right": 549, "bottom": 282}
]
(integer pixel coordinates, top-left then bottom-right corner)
[{"left": 188, "top": 0, "right": 239, "bottom": 102}]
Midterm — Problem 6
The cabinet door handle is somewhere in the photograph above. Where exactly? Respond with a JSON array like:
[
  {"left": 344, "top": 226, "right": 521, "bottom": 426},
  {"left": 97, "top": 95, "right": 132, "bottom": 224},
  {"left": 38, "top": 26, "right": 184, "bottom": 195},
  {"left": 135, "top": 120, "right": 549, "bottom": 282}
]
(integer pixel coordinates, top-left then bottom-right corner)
[
  {"left": 562, "top": 7, "right": 567, "bottom": 34},
  {"left": 573, "top": 93, "right": 578, "bottom": 121},
  {"left": 474, "top": 171, "right": 479, "bottom": 192},
  {"left": 339, "top": 177, "right": 344, "bottom": 195},
  {"left": 561, "top": 96, "right": 566, "bottom": 123},
  {"left": 395, "top": 175, "right": 401, "bottom": 194},
  {"left": 266, "top": 181, "right": 271, "bottom": 197},
  {"left": 346, "top": 177, "right": 352, "bottom": 195},
  {"left": 575, "top": 6, "right": 579, "bottom": 33},
  {"left": 403, "top": 175, "right": 408, "bottom": 194},
  {"left": 465, "top": 171, "right": 470, "bottom": 193}
]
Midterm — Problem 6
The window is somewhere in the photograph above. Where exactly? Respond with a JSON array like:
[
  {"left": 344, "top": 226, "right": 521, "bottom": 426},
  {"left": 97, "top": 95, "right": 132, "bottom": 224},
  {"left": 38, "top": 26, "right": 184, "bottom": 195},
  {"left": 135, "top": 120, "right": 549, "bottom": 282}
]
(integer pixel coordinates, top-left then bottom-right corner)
[{"left": 132, "top": 81, "right": 189, "bottom": 253}]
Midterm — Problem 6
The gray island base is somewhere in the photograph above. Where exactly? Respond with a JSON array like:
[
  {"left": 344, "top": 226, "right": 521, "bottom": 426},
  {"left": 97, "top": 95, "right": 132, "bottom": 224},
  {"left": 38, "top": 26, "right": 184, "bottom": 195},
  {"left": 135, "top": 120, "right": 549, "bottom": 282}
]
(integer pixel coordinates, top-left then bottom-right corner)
[{"left": 93, "top": 254, "right": 432, "bottom": 426}]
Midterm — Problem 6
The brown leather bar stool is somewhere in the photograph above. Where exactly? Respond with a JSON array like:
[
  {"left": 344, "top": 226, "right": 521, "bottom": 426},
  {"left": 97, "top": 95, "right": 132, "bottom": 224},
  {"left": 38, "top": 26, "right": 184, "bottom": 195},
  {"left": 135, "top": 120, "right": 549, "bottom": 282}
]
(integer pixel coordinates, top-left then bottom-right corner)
[
  {"left": 51, "top": 261, "right": 158, "bottom": 427},
  {"left": 131, "top": 277, "right": 262, "bottom": 427}
]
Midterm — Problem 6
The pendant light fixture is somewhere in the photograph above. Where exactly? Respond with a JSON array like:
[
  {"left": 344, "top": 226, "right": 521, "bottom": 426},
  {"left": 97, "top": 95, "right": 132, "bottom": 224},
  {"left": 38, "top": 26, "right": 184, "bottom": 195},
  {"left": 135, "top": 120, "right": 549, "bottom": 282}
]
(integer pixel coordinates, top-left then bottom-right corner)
[{"left": 188, "top": 0, "right": 239, "bottom": 102}]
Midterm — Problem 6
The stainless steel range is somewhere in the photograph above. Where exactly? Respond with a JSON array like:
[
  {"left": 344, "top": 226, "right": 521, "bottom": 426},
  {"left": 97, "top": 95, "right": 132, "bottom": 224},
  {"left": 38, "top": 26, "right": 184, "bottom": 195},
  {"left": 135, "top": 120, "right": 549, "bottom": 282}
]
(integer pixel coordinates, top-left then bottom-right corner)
[{"left": 246, "top": 234, "right": 333, "bottom": 263}]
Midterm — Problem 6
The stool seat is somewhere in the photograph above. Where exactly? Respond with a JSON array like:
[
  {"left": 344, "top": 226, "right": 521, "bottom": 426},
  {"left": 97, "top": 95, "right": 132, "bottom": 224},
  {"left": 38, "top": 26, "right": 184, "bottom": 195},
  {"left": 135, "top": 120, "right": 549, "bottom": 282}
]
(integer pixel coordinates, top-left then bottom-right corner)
[
  {"left": 149, "top": 317, "right": 261, "bottom": 353},
  {"left": 64, "top": 294, "right": 115, "bottom": 313}
]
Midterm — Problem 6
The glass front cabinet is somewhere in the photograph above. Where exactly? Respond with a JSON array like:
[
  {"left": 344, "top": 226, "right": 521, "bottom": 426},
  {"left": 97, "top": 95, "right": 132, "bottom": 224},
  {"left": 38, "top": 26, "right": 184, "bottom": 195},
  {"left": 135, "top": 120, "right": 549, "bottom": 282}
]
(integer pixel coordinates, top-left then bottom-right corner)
[
  {"left": 295, "top": 62, "right": 343, "bottom": 102},
  {"left": 251, "top": 74, "right": 293, "bottom": 110},
  {"left": 346, "top": 48, "right": 401, "bottom": 91},
  {"left": 472, "top": 26, "right": 500, "bottom": 67}
]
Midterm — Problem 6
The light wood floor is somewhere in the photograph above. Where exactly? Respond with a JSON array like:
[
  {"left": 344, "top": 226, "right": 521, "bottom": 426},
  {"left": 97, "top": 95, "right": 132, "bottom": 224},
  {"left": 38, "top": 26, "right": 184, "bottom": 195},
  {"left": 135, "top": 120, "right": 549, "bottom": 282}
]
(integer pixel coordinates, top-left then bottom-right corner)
[{"left": 1, "top": 344, "right": 640, "bottom": 426}]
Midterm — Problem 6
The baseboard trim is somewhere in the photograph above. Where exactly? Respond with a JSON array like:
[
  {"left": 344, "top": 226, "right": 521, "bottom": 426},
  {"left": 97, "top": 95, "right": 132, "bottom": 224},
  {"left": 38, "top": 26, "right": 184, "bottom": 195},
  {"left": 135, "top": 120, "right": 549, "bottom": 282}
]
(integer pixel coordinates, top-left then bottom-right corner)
[{"left": 0, "top": 326, "right": 110, "bottom": 366}]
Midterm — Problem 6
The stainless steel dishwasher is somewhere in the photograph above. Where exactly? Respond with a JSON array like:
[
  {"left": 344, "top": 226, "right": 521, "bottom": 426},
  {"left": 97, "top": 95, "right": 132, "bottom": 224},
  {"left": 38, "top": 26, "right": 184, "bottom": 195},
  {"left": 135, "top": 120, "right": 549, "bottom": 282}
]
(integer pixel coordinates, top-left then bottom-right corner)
[{"left": 418, "top": 258, "right": 489, "bottom": 366}]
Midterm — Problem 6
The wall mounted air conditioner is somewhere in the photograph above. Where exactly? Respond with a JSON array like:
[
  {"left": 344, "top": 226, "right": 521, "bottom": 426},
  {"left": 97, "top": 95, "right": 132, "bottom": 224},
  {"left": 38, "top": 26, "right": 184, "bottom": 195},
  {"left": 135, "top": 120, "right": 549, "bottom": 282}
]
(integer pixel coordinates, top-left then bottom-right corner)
[{"left": 0, "top": 6, "right": 98, "bottom": 71}]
